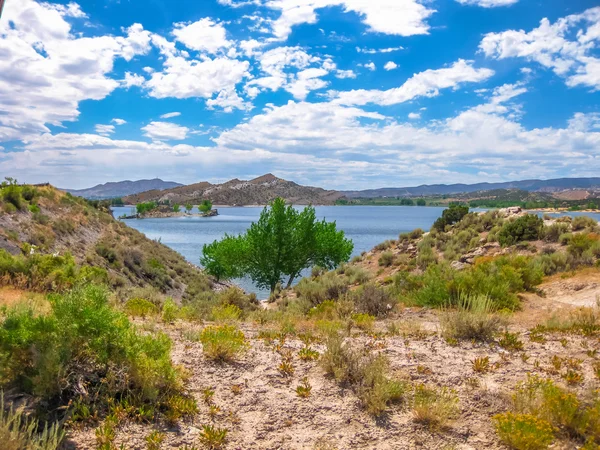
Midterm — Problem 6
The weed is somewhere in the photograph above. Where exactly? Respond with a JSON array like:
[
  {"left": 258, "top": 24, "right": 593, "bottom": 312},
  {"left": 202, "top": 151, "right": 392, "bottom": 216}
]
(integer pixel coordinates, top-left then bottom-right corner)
[
  {"left": 198, "top": 424, "right": 227, "bottom": 449},
  {"left": 201, "top": 388, "right": 215, "bottom": 405},
  {"left": 412, "top": 384, "right": 459, "bottom": 429},
  {"left": 296, "top": 377, "right": 312, "bottom": 398},
  {"left": 472, "top": 356, "right": 491, "bottom": 374},
  {"left": 124, "top": 298, "right": 158, "bottom": 317},
  {"left": 352, "top": 313, "right": 375, "bottom": 332},
  {"left": 562, "top": 370, "right": 583, "bottom": 385},
  {"left": 162, "top": 298, "right": 178, "bottom": 323},
  {"left": 211, "top": 304, "right": 242, "bottom": 323},
  {"left": 499, "top": 331, "right": 524, "bottom": 352},
  {"left": 441, "top": 294, "right": 504, "bottom": 342},
  {"left": 199, "top": 325, "right": 248, "bottom": 362},
  {"left": 208, "top": 405, "right": 220, "bottom": 420},
  {"left": 145, "top": 431, "right": 165, "bottom": 450},
  {"left": 298, "top": 347, "right": 320, "bottom": 361},
  {"left": 279, "top": 351, "right": 295, "bottom": 378}
]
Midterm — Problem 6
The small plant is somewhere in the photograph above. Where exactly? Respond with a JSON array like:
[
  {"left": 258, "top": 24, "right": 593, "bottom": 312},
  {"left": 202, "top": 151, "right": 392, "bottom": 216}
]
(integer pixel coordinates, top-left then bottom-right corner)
[
  {"left": 499, "top": 331, "right": 524, "bottom": 352},
  {"left": 412, "top": 384, "right": 459, "bottom": 429},
  {"left": 145, "top": 430, "right": 165, "bottom": 450},
  {"left": 296, "top": 377, "right": 312, "bottom": 398},
  {"left": 378, "top": 251, "right": 395, "bottom": 267},
  {"left": 164, "top": 395, "right": 198, "bottom": 424},
  {"left": 211, "top": 304, "right": 242, "bottom": 323},
  {"left": 199, "top": 325, "right": 248, "bottom": 362},
  {"left": 298, "top": 347, "right": 320, "bottom": 361},
  {"left": 494, "top": 412, "right": 554, "bottom": 450},
  {"left": 562, "top": 370, "right": 583, "bottom": 385},
  {"left": 201, "top": 388, "right": 215, "bottom": 405},
  {"left": 208, "top": 405, "right": 221, "bottom": 420},
  {"left": 472, "top": 356, "right": 490, "bottom": 374},
  {"left": 352, "top": 313, "right": 375, "bottom": 332},
  {"left": 124, "top": 297, "right": 158, "bottom": 317},
  {"left": 279, "top": 351, "right": 295, "bottom": 378},
  {"left": 198, "top": 424, "right": 228, "bottom": 449},
  {"left": 230, "top": 384, "right": 243, "bottom": 395},
  {"left": 441, "top": 294, "right": 504, "bottom": 342},
  {"left": 162, "top": 298, "right": 179, "bottom": 323}
]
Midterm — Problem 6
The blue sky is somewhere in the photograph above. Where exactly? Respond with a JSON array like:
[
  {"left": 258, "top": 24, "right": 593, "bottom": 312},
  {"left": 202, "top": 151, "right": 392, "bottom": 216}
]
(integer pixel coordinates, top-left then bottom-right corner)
[{"left": 0, "top": 0, "right": 599, "bottom": 189}]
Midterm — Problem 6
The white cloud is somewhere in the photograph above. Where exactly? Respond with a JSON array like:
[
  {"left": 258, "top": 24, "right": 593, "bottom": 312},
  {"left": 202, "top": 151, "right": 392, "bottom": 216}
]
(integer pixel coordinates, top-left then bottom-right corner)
[
  {"left": 111, "top": 118, "right": 127, "bottom": 125},
  {"left": 480, "top": 7, "right": 600, "bottom": 90},
  {"left": 384, "top": 61, "right": 398, "bottom": 71},
  {"left": 123, "top": 72, "right": 146, "bottom": 88},
  {"left": 357, "top": 46, "right": 404, "bottom": 54},
  {"left": 363, "top": 62, "right": 376, "bottom": 71},
  {"left": 0, "top": 0, "right": 152, "bottom": 143},
  {"left": 141, "top": 121, "right": 189, "bottom": 140},
  {"left": 408, "top": 112, "right": 420, "bottom": 120},
  {"left": 95, "top": 124, "right": 115, "bottom": 136},
  {"left": 336, "top": 70, "right": 357, "bottom": 79},
  {"left": 207, "top": 89, "right": 252, "bottom": 112},
  {"left": 336, "top": 59, "right": 494, "bottom": 106},
  {"left": 258, "top": 0, "right": 436, "bottom": 41},
  {"left": 173, "top": 18, "right": 232, "bottom": 53},
  {"left": 456, "top": 0, "right": 519, "bottom": 7},
  {"left": 160, "top": 112, "right": 181, "bottom": 119}
]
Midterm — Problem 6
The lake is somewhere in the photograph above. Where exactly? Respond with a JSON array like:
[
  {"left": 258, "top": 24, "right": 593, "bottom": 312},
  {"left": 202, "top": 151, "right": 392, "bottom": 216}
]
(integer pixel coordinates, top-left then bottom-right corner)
[
  {"left": 112, "top": 205, "right": 450, "bottom": 297},
  {"left": 112, "top": 206, "right": 600, "bottom": 297}
]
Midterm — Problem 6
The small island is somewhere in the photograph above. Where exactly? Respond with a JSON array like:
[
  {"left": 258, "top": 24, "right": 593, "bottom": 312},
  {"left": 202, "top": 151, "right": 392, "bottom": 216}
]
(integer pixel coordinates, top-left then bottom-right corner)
[{"left": 120, "top": 200, "right": 218, "bottom": 219}]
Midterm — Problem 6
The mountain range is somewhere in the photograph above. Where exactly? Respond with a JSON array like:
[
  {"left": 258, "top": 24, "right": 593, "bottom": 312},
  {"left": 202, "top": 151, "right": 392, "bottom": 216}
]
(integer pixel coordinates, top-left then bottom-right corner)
[
  {"left": 62, "top": 179, "right": 183, "bottom": 199},
  {"left": 122, "top": 174, "right": 343, "bottom": 206}
]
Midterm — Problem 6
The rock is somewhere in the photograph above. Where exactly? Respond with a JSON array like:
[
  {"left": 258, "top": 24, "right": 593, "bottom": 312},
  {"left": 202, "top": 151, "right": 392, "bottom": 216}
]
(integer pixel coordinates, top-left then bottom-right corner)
[
  {"left": 201, "top": 209, "right": 219, "bottom": 217},
  {"left": 451, "top": 261, "right": 469, "bottom": 270},
  {"left": 0, "top": 235, "right": 21, "bottom": 255},
  {"left": 498, "top": 206, "right": 523, "bottom": 217}
]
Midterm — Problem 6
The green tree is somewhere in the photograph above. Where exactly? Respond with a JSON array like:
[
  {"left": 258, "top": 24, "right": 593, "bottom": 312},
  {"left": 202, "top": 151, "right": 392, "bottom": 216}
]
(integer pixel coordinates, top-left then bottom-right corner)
[
  {"left": 136, "top": 201, "right": 157, "bottom": 215},
  {"left": 497, "top": 214, "right": 544, "bottom": 247},
  {"left": 201, "top": 198, "right": 353, "bottom": 293},
  {"left": 173, "top": 203, "right": 181, "bottom": 212},
  {"left": 416, "top": 199, "right": 426, "bottom": 206},
  {"left": 185, "top": 203, "right": 193, "bottom": 213},
  {"left": 199, "top": 199, "right": 212, "bottom": 213},
  {"left": 432, "top": 203, "right": 469, "bottom": 231}
]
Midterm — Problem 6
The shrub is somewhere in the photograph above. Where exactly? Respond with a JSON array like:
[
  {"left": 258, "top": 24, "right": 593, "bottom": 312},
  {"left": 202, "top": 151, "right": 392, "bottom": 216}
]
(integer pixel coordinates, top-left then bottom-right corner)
[
  {"left": 432, "top": 204, "right": 469, "bottom": 232},
  {"left": 162, "top": 298, "right": 179, "bottom": 323},
  {"left": 199, "top": 325, "right": 248, "bottom": 362},
  {"left": 568, "top": 233, "right": 598, "bottom": 258},
  {"left": 199, "top": 424, "right": 228, "bottom": 449},
  {"left": 0, "top": 393, "right": 65, "bottom": 450},
  {"left": 321, "top": 335, "right": 405, "bottom": 416},
  {"left": 494, "top": 412, "right": 554, "bottom": 450},
  {"left": 416, "top": 246, "right": 437, "bottom": 270},
  {"left": 344, "top": 265, "right": 371, "bottom": 284},
  {"left": 351, "top": 283, "right": 392, "bottom": 317},
  {"left": 51, "top": 219, "right": 75, "bottom": 235},
  {"left": 441, "top": 294, "right": 504, "bottom": 342},
  {"left": 124, "top": 298, "right": 158, "bottom": 317},
  {"left": 294, "top": 274, "right": 349, "bottom": 306},
  {"left": 378, "top": 251, "right": 395, "bottom": 267},
  {"left": 572, "top": 216, "right": 598, "bottom": 231},
  {"left": 352, "top": 313, "right": 375, "bottom": 332},
  {"left": 374, "top": 240, "right": 394, "bottom": 251},
  {"left": 412, "top": 384, "right": 459, "bottom": 428},
  {"left": 96, "top": 243, "right": 118, "bottom": 264},
  {"left": 399, "top": 229, "right": 424, "bottom": 241},
  {"left": 543, "top": 223, "right": 570, "bottom": 242},
  {"left": 211, "top": 304, "right": 242, "bottom": 323},
  {"left": 0, "top": 284, "right": 181, "bottom": 411},
  {"left": 498, "top": 215, "right": 544, "bottom": 247}
]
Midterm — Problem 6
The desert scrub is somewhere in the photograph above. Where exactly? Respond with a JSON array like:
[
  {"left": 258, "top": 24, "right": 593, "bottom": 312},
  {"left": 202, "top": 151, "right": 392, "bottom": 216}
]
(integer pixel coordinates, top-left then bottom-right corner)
[
  {"left": 211, "top": 304, "right": 242, "bottom": 323},
  {"left": 441, "top": 294, "right": 504, "bottom": 342},
  {"left": 0, "top": 284, "right": 182, "bottom": 420},
  {"left": 0, "top": 393, "right": 65, "bottom": 450},
  {"left": 411, "top": 384, "right": 459, "bottom": 429},
  {"left": 199, "top": 325, "right": 248, "bottom": 362},
  {"left": 494, "top": 412, "right": 554, "bottom": 450},
  {"left": 498, "top": 214, "right": 544, "bottom": 247},
  {"left": 161, "top": 298, "right": 179, "bottom": 323},
  {"left": 294, "top": 273, "right": 349, "bottom": 305},
  {"left": 350, "top": 283, "right": 393, "bottom": 317},
  {"left": 124, "top": 297, "right": 158, "bottom": 317},
  {"left": 378, "top": 251, "right": 395, "bottom": 267},
  {"left": 321, "top": 334, "right": 405, "bottom": 416},
  {"left": 352, "top": 313, "right": 375, "bottom": 332},
  {"left": 343, "top": 265, "right": 371, "bottom": 284}
]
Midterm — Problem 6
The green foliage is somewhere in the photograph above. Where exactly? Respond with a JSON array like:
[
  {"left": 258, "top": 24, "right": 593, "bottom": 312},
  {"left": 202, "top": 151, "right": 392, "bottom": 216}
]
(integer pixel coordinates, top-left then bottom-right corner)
[
  {"left": 162, "top": 298, "right": 179, "bottom": 323},
  {"left": 136, "top": 202, "right": 157, "bottom": 215},
  {"left": 494, "top": 412, "right": 554, "bottom": 450},
  {"left": 572, "top": 216, "right": 598, "bottom": 231},
  {"left": 378, "top": 251, "right": 395, "bottom": 267},
  {"left": 0, "top": 393, "right": 65, "bottom": 450},
  {"left": 441, "top": 294, "right": 504, "bottom": 342},
  {"left": 432, "top": 204, "right": 469, "bottom": 232},
  {"left": 198, "top": 424, "right": 228, "bottom": 449},
  {"left": 350, "top": 283, "right": 393, "bottom": 317},
  {"left": 199, "top": 200, "right": 213, "bottom": 213},
  {"left": 124, "top": 298, "right": 158, "bottom": 317},
  {"left": 199, "top": 325, "right": 248, "bottom": 361},
  {"left": 0, "top": 284, "right": 181, "bottom": 412},
  {"left": 172, "top": 204, "right": 181, "bottom": 213},
  {"left": 185, "top": 203, "right": 193, "bottom": 213},
  {"left": 411, "top": 384, "right": 459, "bottom": 428},
  {"left": 498, "top": 215, "right": 544, "bottom": 247},
  {"left": 202, "top": 198, "right": 353, "bottom": 292},
  {"left": 568, "top": 233, "right": 598, "bottom": 258}
]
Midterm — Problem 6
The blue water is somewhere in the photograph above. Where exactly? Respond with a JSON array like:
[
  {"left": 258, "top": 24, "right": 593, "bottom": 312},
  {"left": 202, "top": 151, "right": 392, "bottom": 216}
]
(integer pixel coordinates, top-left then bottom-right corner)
[
  {"left": 112, "top": 206, "right": 600, "bottom": 297},
  {"left": 112, "top": 205, "right": 448, "bottom": 297}
]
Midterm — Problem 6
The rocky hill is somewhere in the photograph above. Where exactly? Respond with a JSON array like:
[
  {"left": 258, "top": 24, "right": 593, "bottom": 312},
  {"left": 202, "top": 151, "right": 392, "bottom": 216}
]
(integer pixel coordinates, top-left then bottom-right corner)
[
  {"left": 123, "top": 173, "right": 343, "bottom": 206},
  {"left": 0, "top": 184, "right": 213, "bottom": 299},
  {"left": 63, "top": 178, "right": 183, "bottom": 199}
]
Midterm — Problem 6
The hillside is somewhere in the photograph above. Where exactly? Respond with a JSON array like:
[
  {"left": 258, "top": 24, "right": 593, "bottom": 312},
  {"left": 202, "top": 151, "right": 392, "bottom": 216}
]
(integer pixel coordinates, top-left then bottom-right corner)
[
  {"left": 343, "top": 177, "right": 600, "bottom": 198},
  {"left": 123, "top": 173, "right": 344, "bottom": 206},
  {"left": 0, "top": 183, "right": 213, "bottom": 299},
  {"left": 63, "top": 178, "right": 183, "bottom": 199}
]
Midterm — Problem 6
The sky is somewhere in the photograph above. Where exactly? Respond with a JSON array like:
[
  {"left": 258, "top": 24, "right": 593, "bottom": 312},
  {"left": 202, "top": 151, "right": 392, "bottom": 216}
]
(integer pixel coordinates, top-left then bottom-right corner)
[{"left": 0, "top": 0, "right": 599, "bottom": 190}]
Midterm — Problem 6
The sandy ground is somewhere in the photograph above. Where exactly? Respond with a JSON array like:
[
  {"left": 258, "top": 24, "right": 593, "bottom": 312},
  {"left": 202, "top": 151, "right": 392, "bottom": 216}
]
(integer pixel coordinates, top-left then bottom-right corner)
[{"left": 65, "top": 271, "right": 600, "bottom": 450}]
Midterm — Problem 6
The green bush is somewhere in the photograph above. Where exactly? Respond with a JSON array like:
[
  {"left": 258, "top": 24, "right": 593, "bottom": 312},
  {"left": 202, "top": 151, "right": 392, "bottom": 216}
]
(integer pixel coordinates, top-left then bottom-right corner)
[
  {"left": 350, "top": 283, "right": 392, "bottom": 317},
  {"left": 294, "top": 273, "right": 349, "bottom": 306},
  {"left": 124, "top": 298, "right": 158, "bottom": 317},
  {"left": 378, "top": 251, "right": 395, "bottom": 267},
  {"left": 498, "top": 215, "right": 544, "bottom": 247},
  {"left": 199, "top": 325, "right": 248, "bottom": 361},
  {"left": 432, "top": 204, "right": 469, "bottom": 232},
  {"left": 0, "top": 284, "right": 181, "bottom": 408},
  {"left": 543, "top": 223, "right": 570, "bottom": 242},
  {"left": 568, "top": 233, "right": 598, "bottom": 258},
  {"left": 494, "top": 412, "right": 554, "bottom": 450},
  {"left": 572, "top": 216, "right": 598, "bottom": 231}
]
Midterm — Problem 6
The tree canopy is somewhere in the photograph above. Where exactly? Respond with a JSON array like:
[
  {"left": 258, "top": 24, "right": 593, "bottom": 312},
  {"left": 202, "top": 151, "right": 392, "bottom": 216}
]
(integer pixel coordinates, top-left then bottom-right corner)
[
  {"left": 200, "top": 198, "right": 353, "bottom": 293},
  {"left": 432, "top": 203, "right": 469, "bottom": 231},
  {"left": 199, "top": 199, "right": 212, "bottom": 213}
]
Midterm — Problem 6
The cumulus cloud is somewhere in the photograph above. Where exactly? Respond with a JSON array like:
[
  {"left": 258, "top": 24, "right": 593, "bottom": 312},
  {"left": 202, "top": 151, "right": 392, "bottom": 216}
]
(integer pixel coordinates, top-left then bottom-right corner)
[
  {"left": 207, "top": 89, "right": 252, "bottom": 112},
  {"left": 408, "top": 112, "right": 420, "bottom": 120},
  {"left": 480, "top": 7, "right": 600, "bottom": 90},
  {"left": 336, "top": 59, "right": 494, "bottom": 106},
  {"left": 357, "top": 46, "right": 404, "bottom": 54},
  {"left": 142, "top": 121, "right": 189, "bottom": 140},
  {"left": 111, "top": 118, "right": 127, "bottom": 125},
  {"left": 384, "top": 61, "right": 398, "bottom": 71},
  {"left": 336, "top": 70, "right": 357, "bottom": 79},
  {"left": 0, "top": 0, "right": 152, "bottom": 143},
  {"left": 363, "top": 62, "right": 377, "bottom": 71},
  {"left": 173, "top": 18, "right": 232, "bottom": 53}
]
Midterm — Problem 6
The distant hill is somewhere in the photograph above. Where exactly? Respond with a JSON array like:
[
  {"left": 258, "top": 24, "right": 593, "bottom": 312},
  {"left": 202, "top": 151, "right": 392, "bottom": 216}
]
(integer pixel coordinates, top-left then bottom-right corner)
[
  {"left": 63, "top": 179, "right": 183, "bottom": 199},
  {"left": 123, "top": 173, "right": 343, "bottom": 206},
  {"left": 342, "top": 177, "right": 600, "bottom": 198}
]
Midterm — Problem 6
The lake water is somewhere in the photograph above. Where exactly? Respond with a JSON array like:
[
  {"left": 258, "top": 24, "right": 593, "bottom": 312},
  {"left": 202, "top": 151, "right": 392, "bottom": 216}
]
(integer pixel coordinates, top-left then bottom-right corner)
[
  {"left": 112, "top": 205, "right": 450, "bottom": 297},
  {"left": 112, "top": 206, "right": 600, "bottom": 297}
]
